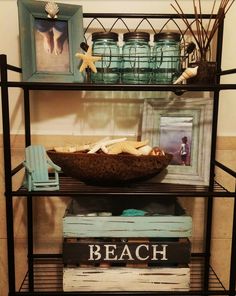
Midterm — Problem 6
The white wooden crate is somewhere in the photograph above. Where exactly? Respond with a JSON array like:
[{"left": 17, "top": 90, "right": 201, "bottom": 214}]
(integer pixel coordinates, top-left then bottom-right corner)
[{"left": 63, "top": 266, "right": 190, "bottom": 291}]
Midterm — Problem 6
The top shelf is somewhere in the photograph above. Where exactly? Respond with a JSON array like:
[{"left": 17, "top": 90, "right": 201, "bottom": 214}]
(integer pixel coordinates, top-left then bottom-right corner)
[
  {"left": 1, "top": 10, "right": 236, "bottom": 91},
  {"left": 1, "top": 57, "right": 236, "bottom": 92}
]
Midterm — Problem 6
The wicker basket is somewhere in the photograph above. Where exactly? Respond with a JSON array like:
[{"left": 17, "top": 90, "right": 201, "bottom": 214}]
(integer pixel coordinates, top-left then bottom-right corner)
[{"left": 47, "top": 150, "right": 172, "bottom": 185}]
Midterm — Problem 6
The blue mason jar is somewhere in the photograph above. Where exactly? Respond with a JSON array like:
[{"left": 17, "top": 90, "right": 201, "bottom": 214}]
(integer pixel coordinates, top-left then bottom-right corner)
[
  {"left": 91, "top": 32, "right": 120, "bottom": 84},
  {"left": 152, "top": 32, "right": 181, "bottom": 84},
  {"left": 122, "top": 32, "right": 151, "bottom": 84}
]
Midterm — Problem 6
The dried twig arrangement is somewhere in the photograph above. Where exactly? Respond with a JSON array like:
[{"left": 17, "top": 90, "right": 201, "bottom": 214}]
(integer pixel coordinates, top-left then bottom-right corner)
[{"left": 171, "top": 0, "right": 235, "bottom": 60}]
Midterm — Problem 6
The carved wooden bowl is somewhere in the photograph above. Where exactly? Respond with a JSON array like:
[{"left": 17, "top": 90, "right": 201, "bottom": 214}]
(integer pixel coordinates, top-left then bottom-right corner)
[{"left": 47, "top": 150, "right": 172, "bottom": 185}]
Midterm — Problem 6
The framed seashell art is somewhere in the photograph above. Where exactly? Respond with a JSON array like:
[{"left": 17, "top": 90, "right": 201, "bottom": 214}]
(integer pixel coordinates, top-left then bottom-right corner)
[
  {"left": 141, "top": 95, "right": 213, "bottom": 186},
  {"left": 18, "top": 0, "right": 84, "bottom": 82}
]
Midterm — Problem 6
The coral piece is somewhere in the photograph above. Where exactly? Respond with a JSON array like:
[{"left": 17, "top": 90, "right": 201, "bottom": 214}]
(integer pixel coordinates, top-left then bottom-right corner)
[
  {"left": 75, "top": 46, "right": 101, "bottom": 73},
  {"left": 174, "top": 66, "right": 198, "bottom": 84},
  {"left": 45, "top": 1, "right": 59, "bottom": 19},
  {"left": 107, "top": 140, "right": 149, "bottom": 156},
  {"left": 121, "top": 209, "right": 147, "bottom": 216},
  {"left": 54, "top": 144, "right": 90, "bottom": 153}
]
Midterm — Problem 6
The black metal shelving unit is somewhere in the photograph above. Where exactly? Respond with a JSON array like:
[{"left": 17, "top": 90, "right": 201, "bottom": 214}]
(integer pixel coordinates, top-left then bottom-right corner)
[{"left": 1, "top": 12, "right": 236, "bottom": 296}]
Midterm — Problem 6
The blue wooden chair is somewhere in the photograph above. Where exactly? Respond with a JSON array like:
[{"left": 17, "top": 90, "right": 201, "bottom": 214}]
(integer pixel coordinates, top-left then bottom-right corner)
[{"left": 23, "top": 145, "right": 61, "bottom": 191}]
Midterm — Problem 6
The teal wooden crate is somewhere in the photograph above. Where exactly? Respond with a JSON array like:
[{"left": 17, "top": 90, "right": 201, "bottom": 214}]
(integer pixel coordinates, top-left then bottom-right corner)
[{"left": 63, "top": 198, "right": 192, "bottom": 238}]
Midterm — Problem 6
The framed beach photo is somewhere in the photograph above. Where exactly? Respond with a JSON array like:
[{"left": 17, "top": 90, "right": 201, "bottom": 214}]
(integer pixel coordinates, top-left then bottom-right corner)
[
  {"left": 142, "top": 96, "right": 213, "bottom": 185},
  {"left": 18, "top": 0, "right": 84, "bottom": 82}
]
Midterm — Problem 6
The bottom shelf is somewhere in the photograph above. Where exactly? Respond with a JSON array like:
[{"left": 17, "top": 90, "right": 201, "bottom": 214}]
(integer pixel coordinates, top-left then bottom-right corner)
[{"left": 18, "top": 257, "right": 227, "bottom": 295}]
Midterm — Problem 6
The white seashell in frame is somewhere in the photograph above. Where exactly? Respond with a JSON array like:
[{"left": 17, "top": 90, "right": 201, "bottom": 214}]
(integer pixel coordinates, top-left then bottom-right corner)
[
  {"left": 45, "top": 1, "right": 59, "bottom": 19},
  {"left": 174, "top": 66, "right": 199, "bottom": 84}
]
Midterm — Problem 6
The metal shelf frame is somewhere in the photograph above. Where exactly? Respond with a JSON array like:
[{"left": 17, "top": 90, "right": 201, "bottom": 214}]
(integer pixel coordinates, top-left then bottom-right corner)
[{"left": 0, "top": 12, "right": 236, "bottom": 296}]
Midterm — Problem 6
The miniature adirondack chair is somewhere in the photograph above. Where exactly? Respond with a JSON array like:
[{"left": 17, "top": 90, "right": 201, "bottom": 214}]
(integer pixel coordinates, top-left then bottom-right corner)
[{"left": 23, "top": 145, "right": 61, "bottom": 191}]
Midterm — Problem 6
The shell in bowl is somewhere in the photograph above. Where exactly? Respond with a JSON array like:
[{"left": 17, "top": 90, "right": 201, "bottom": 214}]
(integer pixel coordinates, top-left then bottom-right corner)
[{"left": 47, "top": 150, "right": 172, "bottom": 185}]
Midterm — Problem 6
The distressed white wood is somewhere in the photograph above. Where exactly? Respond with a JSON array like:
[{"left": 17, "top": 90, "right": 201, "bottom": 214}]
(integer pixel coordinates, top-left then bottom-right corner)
[
  {"left": 63, "top": 266, "right": 190, "bottom": 291},
  {"left": 63, "top": 216, "right": 192, "bottom": 238},
  {"left": 141, "top": 97, "right": 213, "bottom": 186}
]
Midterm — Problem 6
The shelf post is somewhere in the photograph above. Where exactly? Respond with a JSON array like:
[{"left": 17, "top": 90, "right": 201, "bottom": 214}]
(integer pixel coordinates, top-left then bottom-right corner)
[
  {"left": 205, "top": 15, "right": 225, "bottom": 293},
  {"left": 0, "top": 54, "right": 16, "bottom": 293},
  {"left": 23, "top": 87, "right": 34, "bottom": 291},
  {"left": 27, "top": 195, "right": 34, "bottom": 291},
  {"left": 23, "top": 88, "right": 31, "bottom": 147},
  {"left": 229, "top": 185, "right": 236, "bottom": 296}
]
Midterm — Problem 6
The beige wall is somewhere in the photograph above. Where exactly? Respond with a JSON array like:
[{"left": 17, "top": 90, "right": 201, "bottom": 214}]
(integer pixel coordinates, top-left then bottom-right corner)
[{"left": 0, "top": 0, "right": 236, "bottom": 295}]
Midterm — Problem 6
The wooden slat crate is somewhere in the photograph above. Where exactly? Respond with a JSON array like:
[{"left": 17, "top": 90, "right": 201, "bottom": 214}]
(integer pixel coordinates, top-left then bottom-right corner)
[
  {"left": 63, "top": 265, "right": 190, "bottom": 291},
  {"left": 63, "top": 238, "right": 191, "bottom": 265},
  {"left": 62, "top": 198, "right": 191, "bottom": 292},
  {"left": 63, "top": 198, "right": 192, "bottom": 238}
]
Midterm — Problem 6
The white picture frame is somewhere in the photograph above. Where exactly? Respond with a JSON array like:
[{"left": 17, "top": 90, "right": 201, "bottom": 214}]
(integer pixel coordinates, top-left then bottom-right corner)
[{"left": 142, "top": 95, "right": 213, "bottom": 185}]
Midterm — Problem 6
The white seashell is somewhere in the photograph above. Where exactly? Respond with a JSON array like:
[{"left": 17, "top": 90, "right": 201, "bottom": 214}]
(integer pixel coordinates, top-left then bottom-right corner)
[
  {"left": 86, "top": 213, "right": 98, "bottom": 217},
  {"left": 45, "top": 1, "right": 59, "bottom": 19},
  {"left": 174, "top": 66, "right": 198, "bottom": 84},
  {"left": 98, "top": 212, "right": 112, "bottom": 217}
]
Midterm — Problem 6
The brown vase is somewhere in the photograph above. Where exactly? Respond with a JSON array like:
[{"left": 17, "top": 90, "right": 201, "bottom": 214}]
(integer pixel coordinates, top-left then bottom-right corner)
[{"left": 187, "top": 60, "right": 217, "bottom": 85}]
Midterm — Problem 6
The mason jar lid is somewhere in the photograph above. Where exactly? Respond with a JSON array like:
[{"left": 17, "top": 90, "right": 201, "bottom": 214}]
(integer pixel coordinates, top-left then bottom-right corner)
[
  {"left": 92, "top": 31, "right": 119, "bottom": 41},
  {"left": 154, "top": 32, "right": 181, "bottom": 42},
  {"left": 123, "top": 32, "right": 150, "bottom": 42}
]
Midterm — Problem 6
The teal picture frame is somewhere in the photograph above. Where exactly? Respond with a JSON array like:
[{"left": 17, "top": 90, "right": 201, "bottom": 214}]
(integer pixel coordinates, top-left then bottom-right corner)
[{"left": 18, "top": 0, "right": 85, "bottom": 82}]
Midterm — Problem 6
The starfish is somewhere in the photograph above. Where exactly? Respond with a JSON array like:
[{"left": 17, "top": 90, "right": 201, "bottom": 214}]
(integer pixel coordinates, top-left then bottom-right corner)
[
  {"left": 107, "top": 140, "right": 149, "bottom": 156},
  {"left": 75, "top": 46, "right": 101, "bottom": 73},
  {"left": 88, "top": 137, "right": 127, "bottom": 154}
]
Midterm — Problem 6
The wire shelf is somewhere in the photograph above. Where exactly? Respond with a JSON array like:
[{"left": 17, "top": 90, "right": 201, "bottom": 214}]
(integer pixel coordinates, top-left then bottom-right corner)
[
  {"left": 18, "top": 257, "right": 226, "bottom": 294},
  {"left": 13, "top": 176, "right": 234, "bottom": 198}
]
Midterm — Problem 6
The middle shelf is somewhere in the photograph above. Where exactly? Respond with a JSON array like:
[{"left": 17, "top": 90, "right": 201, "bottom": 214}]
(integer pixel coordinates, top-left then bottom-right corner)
[
  {"left": 12, "top": 175, "right": 234, "bottom": 197},
  {"left": 5, "top": 80, "right": 236, "bottom": 92}
]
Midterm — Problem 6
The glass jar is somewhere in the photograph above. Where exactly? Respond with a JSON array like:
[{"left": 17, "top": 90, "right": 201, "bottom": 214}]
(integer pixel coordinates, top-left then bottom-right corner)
[
  {"left": 91, "top": 32, "right": 120, "bottom": 84},
  {"left": 152, "top": 32, "right": 181, "bottom": 84},
  {"left": 122, "top": 32, "right": 151, "bottom": 84}
]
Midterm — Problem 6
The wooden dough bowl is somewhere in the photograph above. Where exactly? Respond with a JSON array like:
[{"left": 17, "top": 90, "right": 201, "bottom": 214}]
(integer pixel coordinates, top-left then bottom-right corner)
[{"left": 47, "top": 150, "right": 173, "bottom": 185}]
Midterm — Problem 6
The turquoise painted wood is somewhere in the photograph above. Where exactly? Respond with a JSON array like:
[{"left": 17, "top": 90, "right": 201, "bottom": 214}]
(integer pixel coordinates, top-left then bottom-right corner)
[
  {"left": 63, "top": 215, "right": 192, "bottom": 238},
  {"left": 23, "top": 145, "right": 61, "bottom": 191},
  {"left": 18, "top": 0, "right": 85, "bottom": 82}
]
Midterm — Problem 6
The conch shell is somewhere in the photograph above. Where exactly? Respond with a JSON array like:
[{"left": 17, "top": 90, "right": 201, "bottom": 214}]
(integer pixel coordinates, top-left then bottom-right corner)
[
  {"left": 45, "top": 1, "right": 59, "bottom": 19},
  {"left": 174, "top": 66, "right": 198, "bottom": 84}
]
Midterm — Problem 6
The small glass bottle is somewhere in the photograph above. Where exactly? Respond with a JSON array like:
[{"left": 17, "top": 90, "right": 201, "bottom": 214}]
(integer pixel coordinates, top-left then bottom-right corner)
[
  {"left": 152, "top": 32, "right": 181, "bottom": 84},
  {"left": 91, "top": 32, "right": 120, "bottom": 84},
  {"left": 122, "top": 32, "right": 151, "bottom": 84}
]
